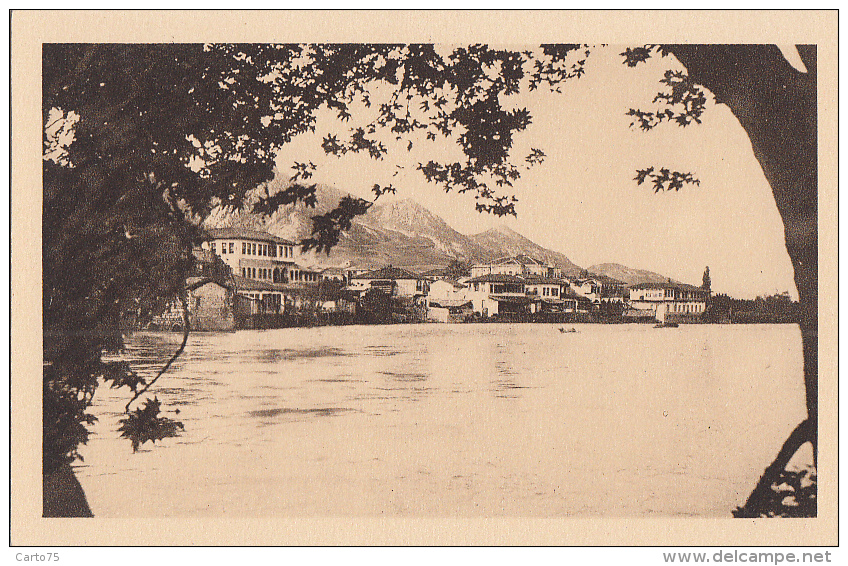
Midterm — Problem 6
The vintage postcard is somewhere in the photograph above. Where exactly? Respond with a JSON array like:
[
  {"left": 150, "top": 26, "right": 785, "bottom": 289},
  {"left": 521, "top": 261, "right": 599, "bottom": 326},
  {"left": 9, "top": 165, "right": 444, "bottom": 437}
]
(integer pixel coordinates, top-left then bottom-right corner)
[{"left": 11, "top": 10, "right": 838, "bottom": 547}]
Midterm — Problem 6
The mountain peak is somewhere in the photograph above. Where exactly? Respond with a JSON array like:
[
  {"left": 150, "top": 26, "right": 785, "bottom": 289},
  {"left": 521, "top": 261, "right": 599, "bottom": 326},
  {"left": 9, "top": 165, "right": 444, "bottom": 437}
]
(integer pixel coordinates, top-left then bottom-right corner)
[
  {"left": 480, "top": 224, "right": 520, "bottom": 236},
  {"left": 368, "top": 197, "right": 449, "bottom": 233}
]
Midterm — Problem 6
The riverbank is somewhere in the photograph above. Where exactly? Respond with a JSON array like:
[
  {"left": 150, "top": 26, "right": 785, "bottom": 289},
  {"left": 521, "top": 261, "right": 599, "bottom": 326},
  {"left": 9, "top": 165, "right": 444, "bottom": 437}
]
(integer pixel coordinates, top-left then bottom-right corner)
[{"left": 77, "top": 323, "right": 809, "bottom": 517}]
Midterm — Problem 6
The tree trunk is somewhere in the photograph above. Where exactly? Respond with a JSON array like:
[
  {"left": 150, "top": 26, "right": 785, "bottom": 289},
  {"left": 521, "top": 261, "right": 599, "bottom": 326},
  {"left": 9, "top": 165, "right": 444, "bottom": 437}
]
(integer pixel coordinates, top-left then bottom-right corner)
[
  {"left": 43, "top": 464, "right": 93, "bottom": 517},
  {"left": 668, "top": 45, "right": 818, "bottom": 509}
]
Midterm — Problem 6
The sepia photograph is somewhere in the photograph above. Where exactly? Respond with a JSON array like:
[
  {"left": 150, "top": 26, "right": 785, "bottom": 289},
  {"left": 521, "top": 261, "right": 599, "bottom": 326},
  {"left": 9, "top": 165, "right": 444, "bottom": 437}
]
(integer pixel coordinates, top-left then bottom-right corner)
[{"left": 11, "top": 10, "right": 838, "bottom": 547}]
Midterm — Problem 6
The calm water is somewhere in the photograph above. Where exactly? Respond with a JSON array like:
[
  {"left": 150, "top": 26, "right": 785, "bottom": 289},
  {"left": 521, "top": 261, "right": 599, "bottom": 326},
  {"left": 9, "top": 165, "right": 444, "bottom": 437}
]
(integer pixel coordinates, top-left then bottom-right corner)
[{"left": 76, "top": 323, "right": 809, "bottom": 517}]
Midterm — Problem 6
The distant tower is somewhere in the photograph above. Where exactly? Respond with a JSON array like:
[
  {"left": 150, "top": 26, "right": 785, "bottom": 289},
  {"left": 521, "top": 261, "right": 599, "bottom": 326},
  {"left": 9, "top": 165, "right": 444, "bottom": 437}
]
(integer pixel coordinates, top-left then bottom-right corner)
[{"left": 702, "top": 266, "right": 711, "bottom": 291}]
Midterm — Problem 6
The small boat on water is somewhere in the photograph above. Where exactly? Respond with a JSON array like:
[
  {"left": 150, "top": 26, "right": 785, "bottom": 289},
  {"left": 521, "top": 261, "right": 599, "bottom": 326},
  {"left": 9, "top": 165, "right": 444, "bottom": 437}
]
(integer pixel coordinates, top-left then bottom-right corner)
[
  {"left": 558, "top": 327, "right": 578, "bottom": 333},
  {"left": 654, "top": 322, "right": 679, "bottom": 328}
]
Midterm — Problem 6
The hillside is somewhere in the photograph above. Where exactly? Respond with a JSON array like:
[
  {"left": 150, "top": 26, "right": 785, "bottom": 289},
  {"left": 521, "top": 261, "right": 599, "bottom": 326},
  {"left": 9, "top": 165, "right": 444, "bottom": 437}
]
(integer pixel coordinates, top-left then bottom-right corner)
[
  {"left": 205, "top": 183, "right": 671, "bottom": 280},
  {"left": 588, "top": 263, "right": 678, "bottom": 286},
  {"left": 470, "top": 225, "right": 583, "bottom": 276}
]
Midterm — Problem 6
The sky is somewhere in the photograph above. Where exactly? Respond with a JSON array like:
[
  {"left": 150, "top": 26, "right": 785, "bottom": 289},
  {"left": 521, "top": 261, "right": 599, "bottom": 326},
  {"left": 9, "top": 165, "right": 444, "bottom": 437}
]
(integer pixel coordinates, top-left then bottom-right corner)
[{"left": 274, "top": 46, "right": 797, "bottom": 300}]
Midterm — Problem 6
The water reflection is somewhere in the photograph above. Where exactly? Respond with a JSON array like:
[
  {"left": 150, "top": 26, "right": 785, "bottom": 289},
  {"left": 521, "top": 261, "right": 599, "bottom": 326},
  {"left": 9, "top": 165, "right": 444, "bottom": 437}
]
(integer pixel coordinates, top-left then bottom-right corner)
[
  {"left": 248, "top": 407, "right": 355, "bottom": 418},
  {"left": 78, "top": 324, "right": 808, "bottom": 517},
  {"left": 257, "top": 346, "right": 350, "bottom": 363}
]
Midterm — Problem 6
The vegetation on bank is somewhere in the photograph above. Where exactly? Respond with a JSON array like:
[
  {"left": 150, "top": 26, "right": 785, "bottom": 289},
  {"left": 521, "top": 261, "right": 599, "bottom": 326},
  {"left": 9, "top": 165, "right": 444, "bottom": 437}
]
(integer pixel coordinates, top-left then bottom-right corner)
[{"left": 703, "top": 292, "right": 801, "bottom": 324}]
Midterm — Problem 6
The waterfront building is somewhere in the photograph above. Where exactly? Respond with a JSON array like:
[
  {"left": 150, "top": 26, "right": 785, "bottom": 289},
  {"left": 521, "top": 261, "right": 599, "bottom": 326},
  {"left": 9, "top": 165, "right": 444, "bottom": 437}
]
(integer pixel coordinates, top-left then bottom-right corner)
[
  {"left": 203, "top": 227, "right": 299, "bottom": 283},
  {"left": 567, "top": 275, "right": 628, "bottom": 306},
  {"left": 523, "top": 276, "right": 569, "bottom": 313},
  {"left": 349, "top": 266, "right": 429, "bottom": 298},
  {"left": 628, "top": 282, "right": 710, "bottom": 322},
  {"left": 427, "top": 278, "right": 467, "bottom": 303},
  {"left": 202, "top": 227, "right": 320, "bottom": 315},
  {"left": 465, "top": 274, "right": 530, "bottom": 317}
]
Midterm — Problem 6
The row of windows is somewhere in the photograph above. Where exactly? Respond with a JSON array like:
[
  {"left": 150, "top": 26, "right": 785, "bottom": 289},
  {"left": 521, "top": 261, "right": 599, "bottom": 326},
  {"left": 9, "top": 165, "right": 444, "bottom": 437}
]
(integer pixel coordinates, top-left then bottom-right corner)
[
  {"left": 242, "top": 267, "right": 277, "bottom": 280},
  {"left": 240, "top": 266, "right": 320, "bottom": 282},
  {"left": 210, "top": 240, "right": 295, "bottom": 258},
  {"left": 673, "top": 303, "right": 704, "bottom": 313},
  {"left": 291, "top": 270, "right": 318, "bottom": 282}
]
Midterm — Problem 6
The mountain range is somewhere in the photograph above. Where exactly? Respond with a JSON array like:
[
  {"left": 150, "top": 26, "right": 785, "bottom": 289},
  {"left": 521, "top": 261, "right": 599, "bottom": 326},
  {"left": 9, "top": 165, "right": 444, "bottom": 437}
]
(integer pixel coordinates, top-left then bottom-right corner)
[{"left": 205, "top": 183, "right": 674, "bottom": 286}]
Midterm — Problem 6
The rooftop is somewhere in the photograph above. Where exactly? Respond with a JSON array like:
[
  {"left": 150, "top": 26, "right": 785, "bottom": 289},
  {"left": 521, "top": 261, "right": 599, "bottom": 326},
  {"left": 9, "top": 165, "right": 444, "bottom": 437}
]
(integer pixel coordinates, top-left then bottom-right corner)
[
  {"left": 466, "top": 274, "right": 526, "bottom": 284},
  {"left": 586, "top": 274, "right": 627, "bottom": 286},
  {"left": 523, "top": 276, "right": 569, "bottom": 285},
  {"left": 430, "top": 278, "right": 466, "bottom": 289},
  {"left": 630, "top": 281, "right": 708, "bottom": 292},
  {"left": 474, "top": 254, "right": 548, "bottom": 268},
  {"left": 351, "top": 266, "right": 421, "bottom": 280},
  {"left": 205, "top": 227, "right": 295, "bottom": 246},
  {"left": 185, "top": 276, "right": 232, "bottom": 291},
  {"left": 231, "top": 275, "right": 291, "bottom": 292}
]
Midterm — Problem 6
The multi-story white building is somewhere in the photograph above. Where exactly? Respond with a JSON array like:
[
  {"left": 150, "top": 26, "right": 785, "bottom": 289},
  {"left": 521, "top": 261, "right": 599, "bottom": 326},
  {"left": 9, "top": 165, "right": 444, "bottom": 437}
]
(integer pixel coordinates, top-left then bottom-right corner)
[
  {"left": 202, "top": 227, "right": 320, "bottom": 314},
  {"left": 629, "top": 282, "right": 710, "bottom": 321},
  {"left": 203, "top": 228, "right": 295, "bottom": 282}
]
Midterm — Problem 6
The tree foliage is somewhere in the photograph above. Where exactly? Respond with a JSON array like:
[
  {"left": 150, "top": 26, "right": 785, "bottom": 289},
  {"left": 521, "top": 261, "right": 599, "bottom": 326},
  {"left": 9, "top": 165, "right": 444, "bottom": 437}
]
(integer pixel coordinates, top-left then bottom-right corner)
[
  {"left": 43, "top": 43, "right": 591, "bottom": 474},
  {"left": 44, "top": 42, "right": 818, "bottom": 518}
]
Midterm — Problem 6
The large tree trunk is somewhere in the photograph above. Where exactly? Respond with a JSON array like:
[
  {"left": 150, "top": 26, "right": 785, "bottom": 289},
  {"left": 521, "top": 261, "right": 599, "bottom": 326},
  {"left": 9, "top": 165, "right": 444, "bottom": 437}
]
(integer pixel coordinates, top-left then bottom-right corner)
[
  {"left": 668, "top": 45, "right": 818, "bottom": 510},
  {"left": 43, "top": 464, "right": 93, "bottom": 517}
]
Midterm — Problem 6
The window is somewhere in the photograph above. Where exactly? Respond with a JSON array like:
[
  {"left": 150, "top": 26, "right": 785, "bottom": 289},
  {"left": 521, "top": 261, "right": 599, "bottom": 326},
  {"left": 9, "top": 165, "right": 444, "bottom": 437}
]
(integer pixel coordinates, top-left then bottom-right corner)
[
  {"left": 211, "top": 242, "right": 216, "bottom": 253},
  {"left": 242, "top": 242, "right": 247, "bottom": 254},
  {"left": 221, "top": 242, "right": 227, "bottom": 254},
  {"left": 252, "top": 267, "right": 256, "bottom": 278},
  {"left": 241, "top": 267, "right": 246, "bottom": 277},
  {"left": 229, "top": 242, "right": 234, "bottom": 254}
]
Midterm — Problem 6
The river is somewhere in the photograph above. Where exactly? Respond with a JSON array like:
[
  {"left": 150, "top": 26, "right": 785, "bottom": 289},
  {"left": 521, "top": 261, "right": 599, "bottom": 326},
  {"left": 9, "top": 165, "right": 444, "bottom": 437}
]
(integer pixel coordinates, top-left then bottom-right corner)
[{"left": 75, "top": 323, "right": 809, "bottom": 517}]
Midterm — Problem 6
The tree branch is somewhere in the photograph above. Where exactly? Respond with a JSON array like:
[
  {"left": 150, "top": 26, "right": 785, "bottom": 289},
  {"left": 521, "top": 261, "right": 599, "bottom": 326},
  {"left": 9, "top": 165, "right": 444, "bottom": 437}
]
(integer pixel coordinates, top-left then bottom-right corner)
[
  {"left": 734, "top": 419, "right": 813, "bottom": 517},
  {"left": 124, "top": 294, "right": 190, "bottom": 413}
]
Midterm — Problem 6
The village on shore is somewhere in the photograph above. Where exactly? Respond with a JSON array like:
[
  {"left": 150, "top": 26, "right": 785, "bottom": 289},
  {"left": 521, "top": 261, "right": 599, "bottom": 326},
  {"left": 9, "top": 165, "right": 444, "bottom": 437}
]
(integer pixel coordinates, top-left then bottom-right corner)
[{"left": 147, "top": 227, "right": 788, "bottom": 332}]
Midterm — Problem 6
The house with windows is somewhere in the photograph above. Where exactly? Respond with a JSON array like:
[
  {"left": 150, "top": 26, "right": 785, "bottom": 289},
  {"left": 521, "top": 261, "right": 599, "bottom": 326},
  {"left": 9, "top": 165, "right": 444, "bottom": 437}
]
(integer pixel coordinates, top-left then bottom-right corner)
[
  {"left": 568, "top": 277, "right": 603, "bottom": 305},
  {"left": 427, "top": 278, "right": 467, "bottom": 303},
  {"left": 470, "top": 255, "right": 562, "bottom": 279},
  {"left": 203, "top": 227, "right": 298, "bottom": 283},
  {"left": 567, "top": 275, "right": 628, "bottom": 306},
  {"left": 202, "top": 227, "right": 321, "bottom": 315},
  {"left": 320, "top": 266, "right": 350, "bottom": 283},
  {"left": 465, "top": 274, "right": 531, "bottom": 317},
  {"left": 592, "top": 274, "right": 629, "bottom": 303},
  {"left": 523, "top": 276, "right": 570, "bottom": 313},
  {"left": 349, "top": 266, "right": 429, "bottom": 299},
  {"left": 628, "top": 281, "right": 710, "bottom": 322}
]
